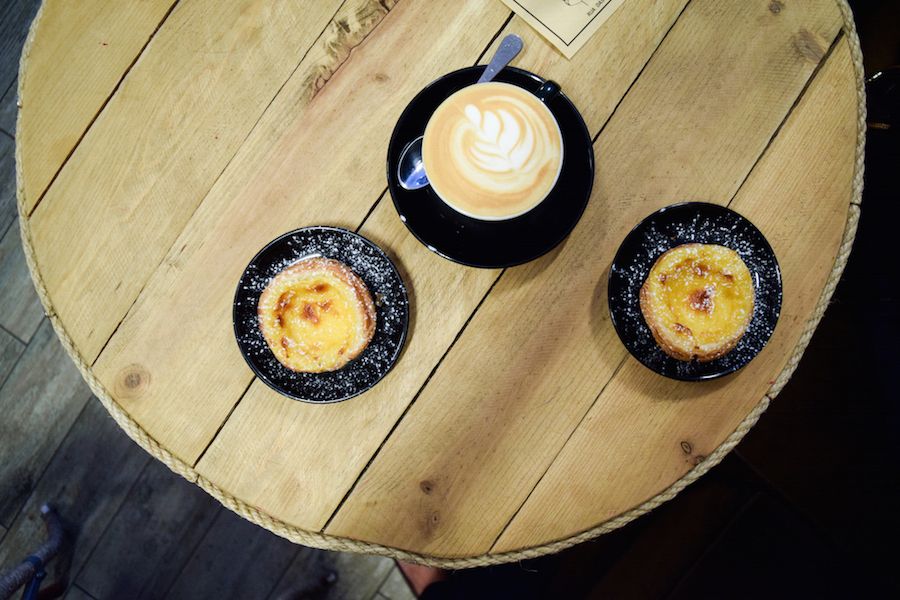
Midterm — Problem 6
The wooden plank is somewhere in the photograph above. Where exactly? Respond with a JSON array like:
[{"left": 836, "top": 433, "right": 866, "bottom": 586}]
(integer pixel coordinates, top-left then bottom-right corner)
[
  {"left": 0, "top": 400, "right": 150, "bottom": 583},
  {"left": 27, "top": 0, "right": 345, "bottom": 361},
  {"left": 377, "top": 566, "right": 415, "bottom": 600},
  {"left": 0, "top": 133, "right": 14, "bottom": 235},
  {"left": 483, "top": 0, "right": 691, "bottom": 143},
  {"left": 163, "top": 508, "right": 299, "bottom": 599},
  {"left": 326, "top": 0, "right": 844, "bottom": 556},
  {"left": 493, "top": 38, "right": 858, "bottom": 552},
  {"left": 0, "top": 319, "right": 94, "bottom": 526},
  {"left": 17, "top": 0, "right": 176, "bottom": 211},
  {"left": 94, "top": 0, "right": 509, "bottom": 463},
  {"left": 0, "top": 0, "right": 41, "bottom": 94},
  {"left": 74, "top": 460, "right": 220, "bottom": 600},
  {"left": 195, "top": 0, "right": 688, "bottom": 533},
  {"left": 267, "top": 549, "right": 394, "bottom": 600},
  {"left": 0, "top": 325, "right": 23, "bottom": 394},
  {"left": 0, "top": 79, "right": 14, "bottom": 136},
  {"left": 0, "top": 219, "right": 43, "bottom": 342},
  {"left": 63, "top": 585, "right": 96, "bottom": 600}
]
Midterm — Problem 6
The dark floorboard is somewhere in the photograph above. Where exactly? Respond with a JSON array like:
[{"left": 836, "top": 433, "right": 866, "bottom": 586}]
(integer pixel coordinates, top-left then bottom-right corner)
[
  {"left": 62, "top": 584, "right": 96, "bottom": 600},
  {"left": 0, "top": 77, "right": 16, "bottom": 136},
  {"left": 0, "top": 0, "right": 41, "bottom": 94},
  {"left": 0, "top": 400, "right": 150, "bottom": 591},
  {"left": 268, "top": 548, "right": 395, "bottom": 600},
  {"left": 0, "top": 220, "right": 45, "bottom": 342},
  {"left": 0, "top": 320, "right": 94, "bottom": 527},
  {"left": 0, "top": 325, "right": 24, "bottom": 389},
  {"left": 0, "top": 134, "right": 16, "bottom": 234},
  {"left": 75, "top": 460, "right": 221, "bottom": 600},
  {"left": 163, "top": 509, "right": 299, "bottom": 600}
]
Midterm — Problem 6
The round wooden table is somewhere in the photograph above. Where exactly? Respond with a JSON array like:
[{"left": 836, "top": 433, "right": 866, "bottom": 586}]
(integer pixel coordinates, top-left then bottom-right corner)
[{"left": 17, "top": 0, "right": 863, "bottom": 566}]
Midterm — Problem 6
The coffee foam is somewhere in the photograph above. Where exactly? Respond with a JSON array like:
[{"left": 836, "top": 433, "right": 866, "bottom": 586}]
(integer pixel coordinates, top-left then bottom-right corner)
[{"left": 423, "top": 82, "right": 563, "bottom": 220}]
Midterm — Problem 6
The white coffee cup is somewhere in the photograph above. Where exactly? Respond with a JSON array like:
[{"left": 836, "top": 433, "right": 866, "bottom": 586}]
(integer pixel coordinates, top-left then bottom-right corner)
[{"left": 422, "top": 81, "right": 564, "bottom": 221}]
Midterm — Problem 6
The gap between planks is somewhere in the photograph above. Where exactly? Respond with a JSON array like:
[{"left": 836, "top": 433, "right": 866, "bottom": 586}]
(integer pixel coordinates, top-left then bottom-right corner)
[
  {"left": 484, "top": 30, "right": 845, "bottom": 551},
  {"left": 87, "top": 0, "right": 354, "bottom": 372},
  {"left": 190, "top": 9, "right": 516, "bottom": 471},
  {"left": 64, "top": 457, "right": 155, "bottom": 586},
  {"left": 0, "top": 388, "right": 88, "bottom": 531},
  {"left": 24, "top": 0, "right": 182, "bottom": 218},
  {"left": 319, "top": 1, "right": 693, "bottom": 533},
  {"left": 9, "top": 0, "right": 856, "bottom": 566},
  {"left": 0, "top": 323, "right": 25, "bottom": 348},
  {"left": 153, "top": 505, "right": 225, "bottom": 599}
]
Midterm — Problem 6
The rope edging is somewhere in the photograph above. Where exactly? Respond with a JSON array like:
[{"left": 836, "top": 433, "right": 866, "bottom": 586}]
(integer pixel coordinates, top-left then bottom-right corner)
[{"left": 14, "top": 0, "right": 865, "bottom": 568}]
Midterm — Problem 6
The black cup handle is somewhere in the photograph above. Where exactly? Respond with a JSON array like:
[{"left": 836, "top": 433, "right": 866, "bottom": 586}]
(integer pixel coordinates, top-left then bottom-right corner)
[{"left": 534, "top": 80, "right": 561, "bottom": 103}]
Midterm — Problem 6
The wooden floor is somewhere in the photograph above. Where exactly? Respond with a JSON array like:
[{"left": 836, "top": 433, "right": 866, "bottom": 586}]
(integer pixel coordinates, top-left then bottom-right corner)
[
  {"left": 0, "top": 2, "right": 412, "bottom": 599},
  {"left": 1, "top": 1, "right": 898, "bottom": 599}
]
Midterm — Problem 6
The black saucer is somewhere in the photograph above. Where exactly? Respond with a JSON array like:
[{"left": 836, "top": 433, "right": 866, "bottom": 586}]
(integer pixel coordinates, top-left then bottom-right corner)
[
  {"left": 608, "top": 203, "right": 782, "bottom": 381},
  {"left": 233, "top": 227, "right": 409, "bottom": 403},
  {"left": 387, "top": 66, "right": 594, "bottom": 268}
]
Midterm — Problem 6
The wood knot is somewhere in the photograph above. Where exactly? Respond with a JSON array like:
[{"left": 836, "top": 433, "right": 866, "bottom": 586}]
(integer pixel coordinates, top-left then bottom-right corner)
[
  {"left": 680, "top": 441, "right": 693, "bottom": 454},
  {"left": 116, "top": 364, "right": 150, "bottom": 400},
  {"left": 421, "top": 510, "right": 441, "bottom": 537},
  {"left": 768, "top": 1, "right": 783, "bottom": 14},
  {"left": 793, "top": 29, "right": 825, "bottom": 63},
  {"left": 419, "top": 480, "right": 435, "bottom": 495},
  {"left": 124, "top": 372, "right": 142, "bottom": 389},
  {"left": 373, "top": 72, "right": 389, "bottom": 83}
]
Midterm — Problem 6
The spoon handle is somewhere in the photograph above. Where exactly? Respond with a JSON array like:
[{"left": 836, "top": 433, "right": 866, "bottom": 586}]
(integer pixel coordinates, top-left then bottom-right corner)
[{"left": 477, "top": 34, "right": 524, "bottom": 84}]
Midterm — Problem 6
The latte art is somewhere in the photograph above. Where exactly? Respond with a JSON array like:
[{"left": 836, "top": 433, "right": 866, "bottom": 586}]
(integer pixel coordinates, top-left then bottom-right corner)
[
  {"left": 461, "top": 101, "right": 537, "bottom": 173},
  {"left": 423, "top": 82, "right": 563, "bottom": 220}
]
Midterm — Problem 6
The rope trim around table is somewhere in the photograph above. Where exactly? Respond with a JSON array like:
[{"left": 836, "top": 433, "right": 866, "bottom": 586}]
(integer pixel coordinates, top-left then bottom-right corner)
[{"left": 14, "top": 0, "right": 866, "bottom": 569}]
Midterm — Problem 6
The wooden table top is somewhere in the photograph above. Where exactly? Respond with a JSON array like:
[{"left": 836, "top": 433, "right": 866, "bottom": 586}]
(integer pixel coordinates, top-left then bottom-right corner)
[{"left": 17, "top": 0, "right": 861, "bottom": 563}]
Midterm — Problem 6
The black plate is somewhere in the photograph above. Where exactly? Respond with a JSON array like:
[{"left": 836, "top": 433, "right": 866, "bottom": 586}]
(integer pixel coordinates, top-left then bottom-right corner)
[
  {"left": 387, "top": 66, "right": 594, "bottom": 268},
  {"left": 233, "top": 227, "right": 409, "bottom": 402},
  {"left": 608, "top": 203, "right": 782, "bottom": 381}
]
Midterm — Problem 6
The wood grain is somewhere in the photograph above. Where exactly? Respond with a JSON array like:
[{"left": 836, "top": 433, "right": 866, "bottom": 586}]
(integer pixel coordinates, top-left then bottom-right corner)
[
  {"left": 28, "top": 0, "right": 343, "bottom": 360},
  {"left": 326, "top": 0, "right": 843, "bottom": 556},
  {"left": 267, "top": 548, "right": 394, "bottom": 600},
  {"left": 0, "top": 78, "right": 14, "bottom": 135},
  {"left": 0, "top": 400, "right": 150, "bottom": 582},
  {"left": 74, "top": 460, "right": 220, "bottom": 600},
  {"left": 0, "top": 219, "right": 43, "bottom": 342},
  {"left": 17, "top": 0, "right": 175, "bottom": 211},
  {"left": 163, "top": 508, "right": 299, "bottom": 599},
  {"left": 0, "top": 0, "right": 40, "bottom": 98},
  {"left": 0, "top": 133, "right": 14, "bottom": 235},
  {"left": 62, "top": 585, "right": 96, "bottom": 600},
  {"left": 493, "top": 37, "right": 858, "bottom": 552},
  {"left": 0, "top": 324, "right": 23, "bottom": 391},
  {"left": 0, "top": 320, "right": 93, "bottom": 526},
  {"left": 194, "top": 0, "right": 689, "bottom": 533},
  {"left": 15, "top": 0, "right": 861, "bottom": 562},
  {"left": 95, "top": 0, "right": 509, "bottom": 464}
]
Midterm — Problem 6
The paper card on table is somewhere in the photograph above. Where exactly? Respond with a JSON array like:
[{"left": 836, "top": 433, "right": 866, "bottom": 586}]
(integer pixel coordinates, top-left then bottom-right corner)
[{"left": 499, "top": 0, "right": 627, "bottom": 59}]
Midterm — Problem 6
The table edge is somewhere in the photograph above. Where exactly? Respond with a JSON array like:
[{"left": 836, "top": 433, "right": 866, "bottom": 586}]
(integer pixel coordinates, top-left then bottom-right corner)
[{"left": 14, "top": 0, "right": 866, "bottom": 568}]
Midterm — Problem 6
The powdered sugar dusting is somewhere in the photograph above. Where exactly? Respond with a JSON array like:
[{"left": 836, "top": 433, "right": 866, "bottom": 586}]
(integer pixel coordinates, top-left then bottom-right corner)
[
  {"left": 234, "top": 227, "right": 409, "bottom": 402},
  {"left": 608, "top": 203, "right": 782, "bottom": 380}
]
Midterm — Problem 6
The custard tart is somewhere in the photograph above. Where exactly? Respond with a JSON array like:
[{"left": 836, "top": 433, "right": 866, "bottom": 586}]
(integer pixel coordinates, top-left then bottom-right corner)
[
  {"left": 258, "top": 257, "right": 376, "bottom": 373},
  {"left": 640, "top": 244, "right": 754, "bottom": 362}
]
